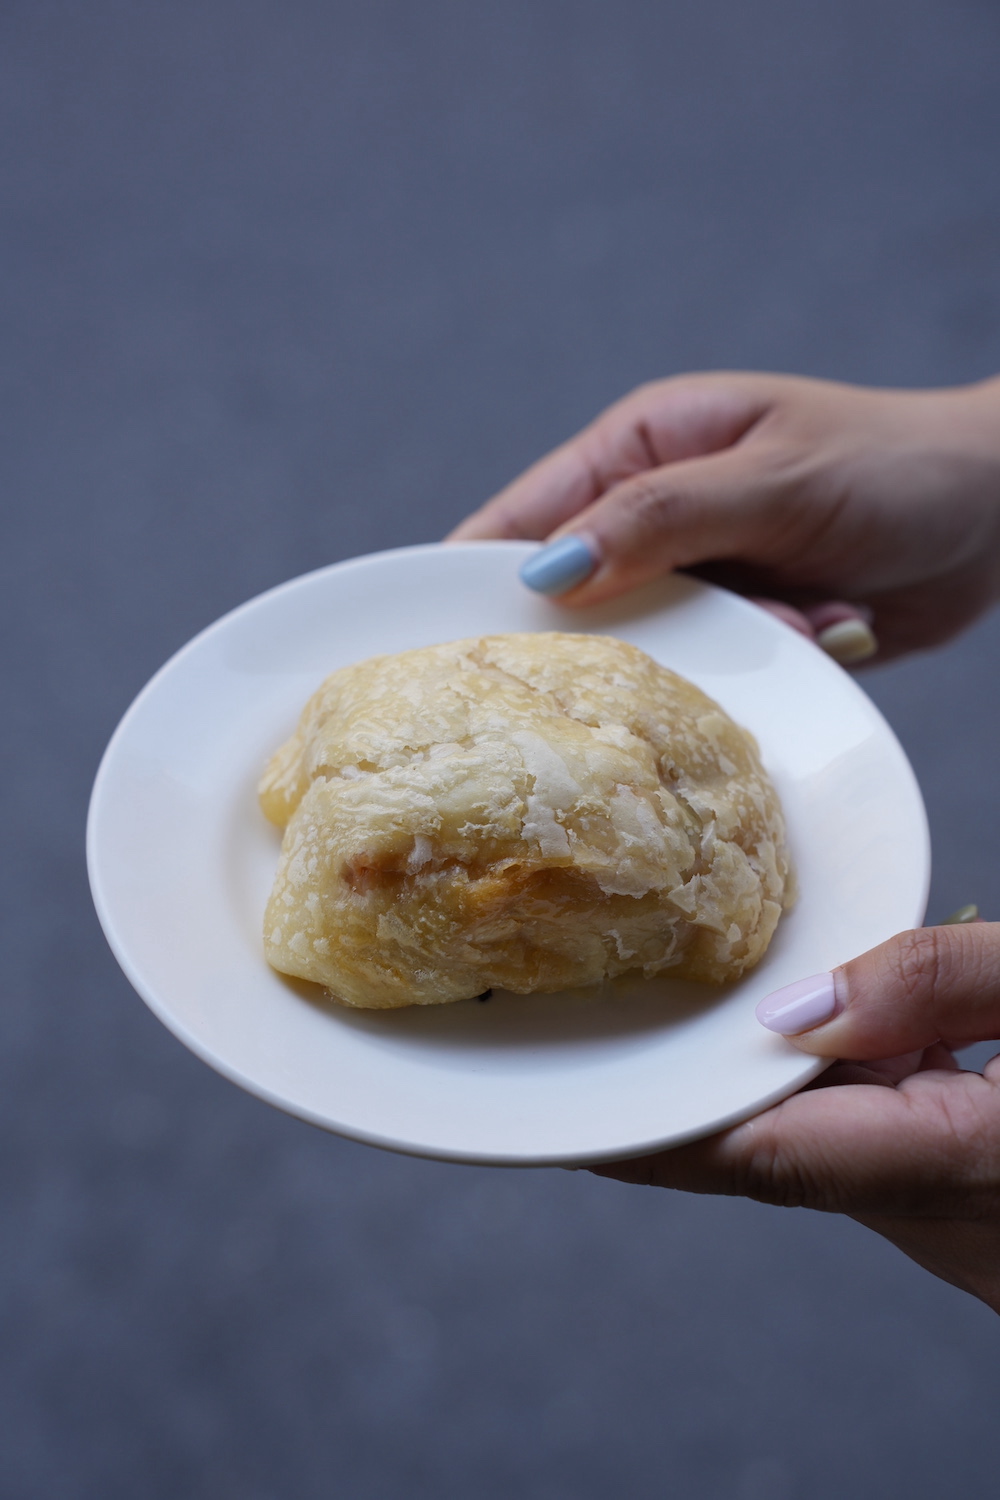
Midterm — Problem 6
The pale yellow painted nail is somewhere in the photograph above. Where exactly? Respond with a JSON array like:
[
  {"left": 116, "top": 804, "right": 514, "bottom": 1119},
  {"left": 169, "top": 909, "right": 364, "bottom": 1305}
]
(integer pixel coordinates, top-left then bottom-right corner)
[
  {"left": 817, "top": 618, "right": 878, "bottom": 664},
  {"left": 942, "top": 904, "right": 980, "bottom": 925}
]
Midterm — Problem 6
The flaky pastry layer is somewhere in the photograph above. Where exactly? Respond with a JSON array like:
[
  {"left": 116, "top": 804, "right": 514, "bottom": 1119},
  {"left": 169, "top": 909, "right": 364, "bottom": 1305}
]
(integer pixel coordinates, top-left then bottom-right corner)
[{"left": 260, "top": 633, "right": 793, "bottom": 1007}]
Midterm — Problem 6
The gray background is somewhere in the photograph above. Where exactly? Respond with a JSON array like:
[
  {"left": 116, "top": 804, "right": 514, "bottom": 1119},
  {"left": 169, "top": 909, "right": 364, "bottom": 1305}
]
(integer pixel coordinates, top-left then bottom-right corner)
[{"left": 3, "top": 2, "right": 1000, "bottom": 1496}]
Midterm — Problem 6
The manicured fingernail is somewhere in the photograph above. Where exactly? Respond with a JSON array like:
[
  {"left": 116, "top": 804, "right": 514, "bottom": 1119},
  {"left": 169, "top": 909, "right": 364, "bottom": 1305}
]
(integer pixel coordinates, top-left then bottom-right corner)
[
  {"left": 519, "top": 534, "right": 598, "bottom": 595},
  {"left": 756, "top": 972, "right": 841, "bottom": 1035},
  {"left": 942, "top": 903, "right": 981, "bottom": 925},
  {"left": 817, "top": 618, "right": 878, "bottom": 664},
  {"left": 807, "top": 601, "right": 875, "bottom": 631}
]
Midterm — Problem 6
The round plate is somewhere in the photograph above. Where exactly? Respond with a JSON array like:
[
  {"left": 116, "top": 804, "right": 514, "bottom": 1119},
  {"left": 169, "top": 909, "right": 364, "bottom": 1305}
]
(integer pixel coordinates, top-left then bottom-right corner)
[{"left": 87, "top": 542, "right": 930, "bottom": 1165}]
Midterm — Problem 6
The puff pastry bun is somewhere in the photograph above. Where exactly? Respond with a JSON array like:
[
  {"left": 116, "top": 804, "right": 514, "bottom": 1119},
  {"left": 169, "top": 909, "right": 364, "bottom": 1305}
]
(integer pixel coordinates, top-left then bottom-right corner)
[{"left": 260, "top": 633, "right": 792, "bottom": 1008}]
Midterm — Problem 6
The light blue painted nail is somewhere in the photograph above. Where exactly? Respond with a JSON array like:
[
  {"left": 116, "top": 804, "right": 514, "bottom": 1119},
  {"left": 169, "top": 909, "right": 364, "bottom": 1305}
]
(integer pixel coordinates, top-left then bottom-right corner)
[{"left": 519, "top": 535, "right": 597, "bottom": 595}]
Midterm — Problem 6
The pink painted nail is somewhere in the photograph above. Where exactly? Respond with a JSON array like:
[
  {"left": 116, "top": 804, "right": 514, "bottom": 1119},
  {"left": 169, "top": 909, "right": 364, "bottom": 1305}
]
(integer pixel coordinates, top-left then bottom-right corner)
[
  {"left": 755, "top": 973, "right": 841, "bottom": 1035},
  {"left": 806, "top": 601, "right": 874, "bottom": 631}
]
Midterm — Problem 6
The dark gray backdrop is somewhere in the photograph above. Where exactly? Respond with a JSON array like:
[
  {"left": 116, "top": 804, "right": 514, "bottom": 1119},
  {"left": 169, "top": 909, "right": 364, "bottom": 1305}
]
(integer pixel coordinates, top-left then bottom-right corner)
[{"left": 4, "top": 3, "right": 1000, "bottom": 1497}]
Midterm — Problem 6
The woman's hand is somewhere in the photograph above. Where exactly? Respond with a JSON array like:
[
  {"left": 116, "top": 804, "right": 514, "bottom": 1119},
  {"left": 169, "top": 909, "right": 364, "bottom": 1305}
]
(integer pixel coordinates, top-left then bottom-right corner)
[
  {"left": 592, "top": 922, "right": 1000, "bottom": 1312},
  {"left": 453, "top": 371, "right": 1000, "bottom": 1305},
  {"left": 449, "top": 373, "right": 1000, "bottom": 662}
]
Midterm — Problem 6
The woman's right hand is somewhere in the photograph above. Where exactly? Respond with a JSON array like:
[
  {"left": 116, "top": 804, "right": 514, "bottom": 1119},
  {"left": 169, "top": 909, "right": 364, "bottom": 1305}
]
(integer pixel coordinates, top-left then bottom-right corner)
[
  {"left": 592, "top": 922, "right": 1000, "bottom": 1312},
  {"left": 449, "top": 372, "right": 1000, "bottom": 662}
]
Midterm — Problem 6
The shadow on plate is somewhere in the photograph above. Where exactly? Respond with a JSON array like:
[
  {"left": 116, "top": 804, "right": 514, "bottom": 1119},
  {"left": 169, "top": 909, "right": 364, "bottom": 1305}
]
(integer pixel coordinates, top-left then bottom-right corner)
[{"left": 278, "top": 970, "right": 734, "bottom": 1053}]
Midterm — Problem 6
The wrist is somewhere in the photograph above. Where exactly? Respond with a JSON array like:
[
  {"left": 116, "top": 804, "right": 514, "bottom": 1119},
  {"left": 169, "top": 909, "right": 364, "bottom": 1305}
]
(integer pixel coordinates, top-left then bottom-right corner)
[{"left": 916, "top": 382, "right": 1000, "bottom": 607}]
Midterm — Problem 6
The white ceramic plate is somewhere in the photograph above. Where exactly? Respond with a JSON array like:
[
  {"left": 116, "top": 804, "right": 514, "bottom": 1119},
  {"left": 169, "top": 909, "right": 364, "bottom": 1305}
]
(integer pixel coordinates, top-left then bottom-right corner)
[{"left": 87, "top": 542, "right": 930, "bottom": 1165}]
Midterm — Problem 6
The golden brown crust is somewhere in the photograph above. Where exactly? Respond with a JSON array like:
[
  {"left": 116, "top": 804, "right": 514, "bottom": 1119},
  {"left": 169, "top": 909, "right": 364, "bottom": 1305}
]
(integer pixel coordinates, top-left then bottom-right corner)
[{"left": 260, "top": 633, "right": 793, "bottom": 1007}]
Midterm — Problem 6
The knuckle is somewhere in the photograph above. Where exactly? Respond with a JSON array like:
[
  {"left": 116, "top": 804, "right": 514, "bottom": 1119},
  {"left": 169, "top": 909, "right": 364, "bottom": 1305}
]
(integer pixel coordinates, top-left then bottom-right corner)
[
  {"left": 617, "top": 474, "right": 686, "bottom": 538},
  {"left": 730, "top": 1128, "right": 835, "bottom": 1212},
  {"left": 884, "top": 926, "right": 949, "bottom": 1005},
  {"left": 736, "top": 1138, "right": 799, "bottom": 1206},
  {"left": 604, "top": 380, "right": 671, "bottom": 433},
  {"left": 482, "top": 502, "right": 528, "bottom": 541}
]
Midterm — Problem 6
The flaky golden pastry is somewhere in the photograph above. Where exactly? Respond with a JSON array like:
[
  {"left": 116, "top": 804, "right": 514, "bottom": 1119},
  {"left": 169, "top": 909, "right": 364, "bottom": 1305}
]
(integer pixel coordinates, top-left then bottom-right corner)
[{"left": 260, "top": 633, "right": 793, "bottom": 1008}]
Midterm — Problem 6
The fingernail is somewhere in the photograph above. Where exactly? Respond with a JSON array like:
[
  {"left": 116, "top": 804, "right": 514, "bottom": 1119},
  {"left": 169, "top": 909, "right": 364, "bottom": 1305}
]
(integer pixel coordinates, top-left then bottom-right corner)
[
  {"left": 756, "top": 972, "right": 841, "bottom": 1035},
  {"left": 519, "top": 534, "right": 598, "bottom": 595},
  {"left": 817, "top": 619, "right": 878, "bottom": 664},
  {"left": 807, "top": 601, "right": 875, "bottom": 631},
  {"left": 941, "top": 903, "right": 981, "bottom": 925},
  {"left": 749, "top": 598, "right": 815, "bottom": 638}
]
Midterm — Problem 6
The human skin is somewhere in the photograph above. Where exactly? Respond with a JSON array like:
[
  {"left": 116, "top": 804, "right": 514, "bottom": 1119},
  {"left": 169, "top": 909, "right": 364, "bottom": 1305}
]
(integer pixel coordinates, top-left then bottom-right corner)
[
  {"left": 591, "top": 923, "right": 1000, "bottom": 1314},
  {"left": 449, "top": 372, "right": 1000, "bottom": 1309},
  {"left": 449, "top": 372, "right": 1000, "bottom": 661}
]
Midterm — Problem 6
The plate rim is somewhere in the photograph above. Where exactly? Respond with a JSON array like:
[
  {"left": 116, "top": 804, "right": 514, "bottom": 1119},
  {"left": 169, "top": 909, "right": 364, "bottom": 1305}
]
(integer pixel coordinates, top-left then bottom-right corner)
[{"left": 87, "top": 542, "right": 930, "bottom": 1165}]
